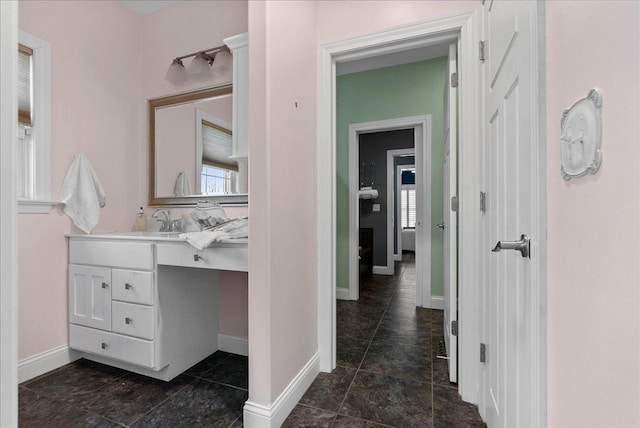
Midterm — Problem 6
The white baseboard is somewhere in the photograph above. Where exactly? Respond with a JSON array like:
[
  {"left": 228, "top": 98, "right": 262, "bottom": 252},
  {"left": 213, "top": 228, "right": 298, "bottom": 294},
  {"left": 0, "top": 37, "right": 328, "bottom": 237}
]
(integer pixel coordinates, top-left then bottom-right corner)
[
  {"left": 336, "top": 287, "right": 351, "bottom": 300},
  {"left": 430, "top": 295, "right": 444, "bottom": 310},
  {"left": 218, "top": 333, "right": 248, "bottom": 356},
  {"left": 372, "top": 265, "right": 393, "bottom": 275},
  {"left": 244, "top": 352, "right": 319, "bottom": 428},
  {"left": 18, "top": 345, "right": 81, "bottom": 383}
]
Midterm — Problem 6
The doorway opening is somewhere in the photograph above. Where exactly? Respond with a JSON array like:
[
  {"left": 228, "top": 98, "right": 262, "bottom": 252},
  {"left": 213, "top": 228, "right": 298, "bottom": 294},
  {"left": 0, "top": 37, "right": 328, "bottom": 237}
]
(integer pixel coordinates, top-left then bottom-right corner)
[
  {"left": 318, "top": 11, "right": 483, "bottom": 405},
  {"left": 396, "top": 163, "right": 416, "bottom": 262},
  {"left": 347, "top": 120, "right": 430, "bottom": 307}
]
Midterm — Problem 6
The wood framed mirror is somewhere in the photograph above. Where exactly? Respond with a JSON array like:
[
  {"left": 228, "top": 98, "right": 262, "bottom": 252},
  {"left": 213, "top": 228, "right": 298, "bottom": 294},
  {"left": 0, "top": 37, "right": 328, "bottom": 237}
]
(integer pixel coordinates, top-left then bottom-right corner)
[{"left": 149, "top": 84, "right": 248, "bottom": 206}]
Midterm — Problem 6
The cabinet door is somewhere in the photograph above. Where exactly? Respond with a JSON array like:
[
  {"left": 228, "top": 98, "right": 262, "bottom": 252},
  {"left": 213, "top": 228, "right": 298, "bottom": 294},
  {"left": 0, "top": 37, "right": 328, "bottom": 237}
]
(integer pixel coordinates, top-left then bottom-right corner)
[{"left": 69, "top": 264, "right": 111, "bottom": 331}]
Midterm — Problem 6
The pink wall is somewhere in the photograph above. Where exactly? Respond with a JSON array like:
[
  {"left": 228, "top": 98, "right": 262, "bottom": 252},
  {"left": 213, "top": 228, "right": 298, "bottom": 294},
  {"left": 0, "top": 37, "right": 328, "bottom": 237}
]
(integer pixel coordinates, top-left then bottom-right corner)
[
  {"left": 247, "top": 0, "right": 319, "bottom": 405},
  {"left": 247, "top": 0, "right": 272, "bottom": 404},
  {"left": 18, "top": 0, "right": 141, "bottom": 360},
  {"left": 18, "top": 0, "right": 249, "bottom": 362},
  {"left": 546, "top": 1, "right": 640, "bottom": 426}
]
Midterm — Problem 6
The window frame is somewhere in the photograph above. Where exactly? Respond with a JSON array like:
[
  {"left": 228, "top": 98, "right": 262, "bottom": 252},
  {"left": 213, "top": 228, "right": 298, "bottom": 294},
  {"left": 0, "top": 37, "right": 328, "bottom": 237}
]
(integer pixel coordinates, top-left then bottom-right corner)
[{"left": 17, "top": 30, "right": 53, "bottom": 214}]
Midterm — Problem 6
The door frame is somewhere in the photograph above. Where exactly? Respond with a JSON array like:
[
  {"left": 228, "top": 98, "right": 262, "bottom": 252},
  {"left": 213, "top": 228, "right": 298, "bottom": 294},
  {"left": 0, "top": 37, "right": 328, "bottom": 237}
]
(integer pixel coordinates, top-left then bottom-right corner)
[
  {"left": 347, "top": 119, "right": 428, "bottom": 303},
  {"left": 0, "top": 0, "right": 19, "bottom": 425},
  {"left": 318, "top": 10, "right": 485, "bottom": 404}
]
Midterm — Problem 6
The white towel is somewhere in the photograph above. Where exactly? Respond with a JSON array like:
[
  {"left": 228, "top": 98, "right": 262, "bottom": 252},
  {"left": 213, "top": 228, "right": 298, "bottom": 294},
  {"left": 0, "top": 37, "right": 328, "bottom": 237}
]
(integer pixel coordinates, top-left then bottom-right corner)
[
  {"left": 180, "top": 216, "right": 248, "bottom": 250},
  {"left": 174, "top": 171, "right": 192, "bottom": 196},
  {"left": 60, "top": 154, "right": 106, "bottom": 233}
]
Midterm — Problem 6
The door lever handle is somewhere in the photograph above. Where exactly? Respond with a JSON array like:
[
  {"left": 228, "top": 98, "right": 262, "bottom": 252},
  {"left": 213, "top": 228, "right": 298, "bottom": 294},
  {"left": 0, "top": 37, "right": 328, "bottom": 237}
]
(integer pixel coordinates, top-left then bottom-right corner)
[
  {"left": 436, "top": 223, "right": 446, "bottom": 230},
  {"left": 492, "top": 234, "right": 530, "bottom": 258}
]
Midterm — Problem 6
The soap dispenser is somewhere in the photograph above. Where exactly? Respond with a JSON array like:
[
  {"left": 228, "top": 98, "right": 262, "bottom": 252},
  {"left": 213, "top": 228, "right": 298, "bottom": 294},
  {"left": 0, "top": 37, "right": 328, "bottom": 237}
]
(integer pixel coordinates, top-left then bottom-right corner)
[{"left": 135, "top": 206, "right": 146, "bottom": 231}]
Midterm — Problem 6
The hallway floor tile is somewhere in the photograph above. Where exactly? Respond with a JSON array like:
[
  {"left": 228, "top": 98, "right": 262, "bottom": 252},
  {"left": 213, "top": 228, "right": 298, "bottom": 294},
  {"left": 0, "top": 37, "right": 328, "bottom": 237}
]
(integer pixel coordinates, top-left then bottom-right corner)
[{"left": 283, "top": 252, "right": 485, "bottom": 427}]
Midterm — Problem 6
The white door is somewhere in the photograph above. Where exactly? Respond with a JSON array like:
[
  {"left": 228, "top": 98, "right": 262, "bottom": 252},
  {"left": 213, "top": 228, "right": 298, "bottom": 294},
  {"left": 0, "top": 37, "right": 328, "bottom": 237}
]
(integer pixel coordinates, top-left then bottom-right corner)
[
  {"left": 442, "top": 43, "right": 458, "bottom": 383},
  {"left": 482, "top": 1, "right": 543, "bottom": 427}
]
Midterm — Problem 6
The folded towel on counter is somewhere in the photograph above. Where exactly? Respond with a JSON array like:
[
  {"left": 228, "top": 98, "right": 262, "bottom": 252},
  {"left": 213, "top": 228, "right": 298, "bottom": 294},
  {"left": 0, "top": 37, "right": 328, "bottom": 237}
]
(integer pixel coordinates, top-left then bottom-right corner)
[
  {"left": 180, "top": 216, "right": 248, "bottom": 250},
  {"left": 174, "top": 171, "right": 193, "bottom": 196},
  {"left": 60, "top": 153, "right": 106, "bottom": 233}
]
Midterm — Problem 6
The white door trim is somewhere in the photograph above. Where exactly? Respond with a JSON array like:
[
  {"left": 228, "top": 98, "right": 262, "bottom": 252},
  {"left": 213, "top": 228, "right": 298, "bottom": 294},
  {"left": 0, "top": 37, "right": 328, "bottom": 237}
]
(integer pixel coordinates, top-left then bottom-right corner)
[
  {"left": 348, "top": 119, "right": 428, "bottom": 303},
  {"left": 395, "top": 163, "right": 415, "bottom": 260},
  {"left": 318, "top": 10, "right": 483, "bottom": 405},
  {"left": 0, "top": 1, "right": 19, "bottom": 425}
]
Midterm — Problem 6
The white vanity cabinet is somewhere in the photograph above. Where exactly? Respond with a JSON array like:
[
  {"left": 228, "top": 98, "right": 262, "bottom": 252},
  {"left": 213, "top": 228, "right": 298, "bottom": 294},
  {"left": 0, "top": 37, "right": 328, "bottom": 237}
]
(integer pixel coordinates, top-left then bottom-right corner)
[{"left": 67, "top": 236, "right": 234, "bottom": 381}]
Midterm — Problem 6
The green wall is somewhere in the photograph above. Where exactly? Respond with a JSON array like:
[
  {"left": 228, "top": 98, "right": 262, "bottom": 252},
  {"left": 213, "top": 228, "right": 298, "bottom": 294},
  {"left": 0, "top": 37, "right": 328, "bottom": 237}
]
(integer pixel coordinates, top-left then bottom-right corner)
[{"left": 336, "top": 57, "right": 447, "bottom": 297}]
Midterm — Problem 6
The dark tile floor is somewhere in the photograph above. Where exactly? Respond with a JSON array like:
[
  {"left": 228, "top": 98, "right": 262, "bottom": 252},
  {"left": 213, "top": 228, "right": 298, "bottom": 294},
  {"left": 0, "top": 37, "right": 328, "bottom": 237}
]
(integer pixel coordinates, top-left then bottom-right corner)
[
  {"left": 20, "top": 253, "right": 483, "bottom": 427},
  {"left": 19, "top": 351, "right": 247, "bottom": 427},
  {"left": 283, "top": 252, "right": 485, "bottom": 428}
]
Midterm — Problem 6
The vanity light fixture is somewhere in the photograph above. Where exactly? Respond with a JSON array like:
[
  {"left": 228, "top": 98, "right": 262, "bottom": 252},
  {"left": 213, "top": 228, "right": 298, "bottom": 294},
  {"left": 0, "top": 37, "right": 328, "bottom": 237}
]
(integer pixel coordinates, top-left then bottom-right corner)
[{"left": 164, "top": 44, "right": 231, "bottom": 85}]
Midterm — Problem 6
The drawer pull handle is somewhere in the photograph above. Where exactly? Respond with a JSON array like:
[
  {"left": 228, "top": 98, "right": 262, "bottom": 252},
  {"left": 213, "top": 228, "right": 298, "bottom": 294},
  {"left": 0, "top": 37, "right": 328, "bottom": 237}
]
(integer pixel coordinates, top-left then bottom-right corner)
[
  {"left": 101, "top": 282, "right": 109, "bottom": 289},
  {"left": 125, "top": 317, "right": 133, "bottom": 324},
  {"left": 194, "top": 254, "right": 201, "bottom": 261},
  {"left": 101, "top": 342, "right": 108, "bottom": 349},
  {"left": 125, "top": 283, "right": 133, "bottom": 290}
]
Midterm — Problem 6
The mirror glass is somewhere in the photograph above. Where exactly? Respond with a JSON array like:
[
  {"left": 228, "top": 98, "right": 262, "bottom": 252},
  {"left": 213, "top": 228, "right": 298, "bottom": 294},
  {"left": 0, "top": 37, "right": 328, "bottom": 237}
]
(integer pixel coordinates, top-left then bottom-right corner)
[{"left": 149, "top": 84, "right": 247, "bottom": 206}]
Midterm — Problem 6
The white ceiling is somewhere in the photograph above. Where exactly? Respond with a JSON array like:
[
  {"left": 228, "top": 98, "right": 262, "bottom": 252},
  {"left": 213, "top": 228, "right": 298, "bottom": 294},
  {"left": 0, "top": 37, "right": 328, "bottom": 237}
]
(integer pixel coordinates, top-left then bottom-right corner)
[{"left": 120, "top": 0, "right": 181, "bottom": 16}]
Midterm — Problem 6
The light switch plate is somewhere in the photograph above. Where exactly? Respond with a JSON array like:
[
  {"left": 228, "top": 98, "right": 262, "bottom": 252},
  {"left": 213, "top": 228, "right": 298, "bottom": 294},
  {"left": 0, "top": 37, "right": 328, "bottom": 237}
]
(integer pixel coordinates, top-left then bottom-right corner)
[{"left": 372, "top": 204, "right": 381, "bottom": 212}]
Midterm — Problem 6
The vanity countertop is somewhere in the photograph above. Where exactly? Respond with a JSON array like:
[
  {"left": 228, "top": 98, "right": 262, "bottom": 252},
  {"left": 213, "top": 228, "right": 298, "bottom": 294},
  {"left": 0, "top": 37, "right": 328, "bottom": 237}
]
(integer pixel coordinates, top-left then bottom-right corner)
[{"left": 66, "top": 231, "right": 248, "bottom": 246}]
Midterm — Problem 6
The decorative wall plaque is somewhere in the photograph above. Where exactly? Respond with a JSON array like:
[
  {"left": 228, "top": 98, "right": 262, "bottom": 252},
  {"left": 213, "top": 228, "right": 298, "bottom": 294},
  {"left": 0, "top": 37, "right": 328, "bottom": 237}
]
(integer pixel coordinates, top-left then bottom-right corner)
[{"left": 560, "top": 89, "right": 602, "bottom": 180}]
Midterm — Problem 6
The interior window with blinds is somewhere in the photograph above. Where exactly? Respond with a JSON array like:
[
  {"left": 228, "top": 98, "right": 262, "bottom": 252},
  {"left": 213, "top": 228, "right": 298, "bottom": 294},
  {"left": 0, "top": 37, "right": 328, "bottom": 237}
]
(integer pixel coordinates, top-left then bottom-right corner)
[
  {"left": 400, "top": 168, "right": 416, "bottom": 229},
  {"left": 200, "top": 120, "right": 238, "bottom": 195},
  {"left": 17, "top": 44, "right": 34, "bottom": 199}
]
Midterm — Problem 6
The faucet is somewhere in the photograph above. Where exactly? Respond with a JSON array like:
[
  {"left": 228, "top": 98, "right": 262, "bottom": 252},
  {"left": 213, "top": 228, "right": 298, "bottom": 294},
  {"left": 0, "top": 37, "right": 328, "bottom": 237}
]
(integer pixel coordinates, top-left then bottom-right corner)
[{"left": 152, "top": 209, "right": 172, "bottom": 232}]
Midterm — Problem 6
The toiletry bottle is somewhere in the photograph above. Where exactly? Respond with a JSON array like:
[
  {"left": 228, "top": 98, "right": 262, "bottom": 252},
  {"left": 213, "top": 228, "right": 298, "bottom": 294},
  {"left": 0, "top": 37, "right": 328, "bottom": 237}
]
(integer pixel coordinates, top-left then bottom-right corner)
[{"left": 135, "top": 206, "right": 146, "bottom": 231}]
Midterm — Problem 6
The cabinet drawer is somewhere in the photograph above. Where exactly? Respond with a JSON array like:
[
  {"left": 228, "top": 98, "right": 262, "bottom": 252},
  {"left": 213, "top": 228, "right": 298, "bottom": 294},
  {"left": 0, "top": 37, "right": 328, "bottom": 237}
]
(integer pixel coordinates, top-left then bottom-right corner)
[
  {"left": 70, "top": 324, "right": 155, "bottom": 369},
  {"left": 112, "top": 302, "right": 154, "bottom": 340},
  {"left": 112, "top": 270, "right": 154, "bottom": 305},
  {"left": 156, "top": 243, "right": 248, "bottom": 272},
  {"left": 69, "top": 240, "right": 153, "bottom": 270}
]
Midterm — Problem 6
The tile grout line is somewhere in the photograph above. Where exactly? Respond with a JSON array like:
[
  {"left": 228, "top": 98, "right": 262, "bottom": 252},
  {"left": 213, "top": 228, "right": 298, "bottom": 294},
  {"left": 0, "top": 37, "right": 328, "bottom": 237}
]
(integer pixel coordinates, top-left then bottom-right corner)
[{"left": 125, "top": 382, "right": 192, "bottom": 427}]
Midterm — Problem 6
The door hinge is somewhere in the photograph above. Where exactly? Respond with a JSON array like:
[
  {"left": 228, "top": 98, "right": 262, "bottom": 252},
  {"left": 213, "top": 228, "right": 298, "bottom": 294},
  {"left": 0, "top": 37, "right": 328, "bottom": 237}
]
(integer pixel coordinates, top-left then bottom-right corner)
[
  {"left": 480, "top": 191, "right": 486, "bottom": 212},
  {"left": 451, "top": 196, "right": 458, "bottom": 212},
  {"left": 479, "top": 41, "right": 486, "bottom": 62},
  {"left": 451, "top": 320, "right": 458, "bottom": 336},
  {"left": 450, "top": 72, "right": 458, "bottom": 88},
  {"left": 480, "top": 343, "right": 486, "bottom": 363}
]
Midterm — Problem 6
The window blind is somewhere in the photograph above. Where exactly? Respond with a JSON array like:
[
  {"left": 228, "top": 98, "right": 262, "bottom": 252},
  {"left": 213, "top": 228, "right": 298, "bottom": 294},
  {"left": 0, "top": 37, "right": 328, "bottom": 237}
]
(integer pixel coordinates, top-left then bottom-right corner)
[
  {"left": 202, "top": 120, "right": 237, "bottom": 171},
  {"left": 18, "top": 44, "right": 33, "bottom": 126},
  {"left": 401, "top": 187, "right": 416, "bottom": 229}
]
